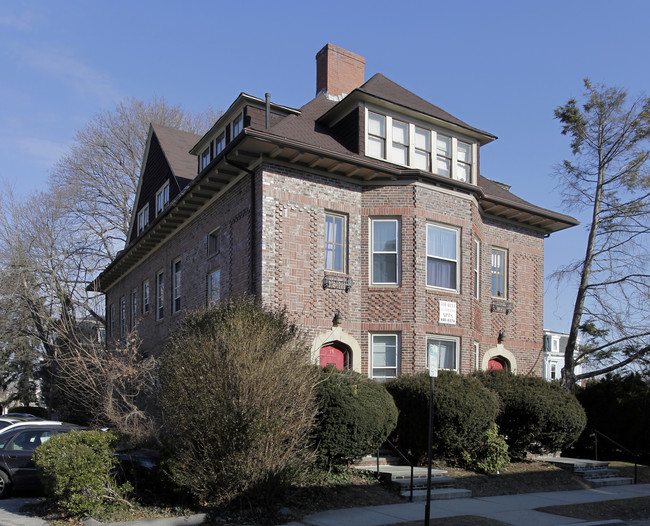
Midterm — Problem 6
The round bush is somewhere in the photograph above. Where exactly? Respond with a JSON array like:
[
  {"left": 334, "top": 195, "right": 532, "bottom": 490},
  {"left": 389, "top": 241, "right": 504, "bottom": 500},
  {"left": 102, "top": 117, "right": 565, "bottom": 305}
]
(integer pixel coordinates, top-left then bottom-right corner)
[
  {"left": 158, "top": 298, "right": 319, "bottom": 507},
  {"left": 386, "top": 371, "right": 499, "bottom": 464},
  {"left": 312, "top": 367, "right": 398, "bottom": 467},
  {"left": 473, "top": 371, "right": 586, "bottom": 457},
  {"left": 33, "top": 430, "right": 130, "bottom": 517}
]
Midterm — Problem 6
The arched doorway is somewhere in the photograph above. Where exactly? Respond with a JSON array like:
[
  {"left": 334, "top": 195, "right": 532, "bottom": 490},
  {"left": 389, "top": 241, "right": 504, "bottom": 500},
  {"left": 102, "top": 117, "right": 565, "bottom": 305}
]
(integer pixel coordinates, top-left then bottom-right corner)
[
  {"left": 488, "top": 356, "right": 509, "bottom": 371},
  {"left": 319, "top": 344, "right": 349, "bottom": 370},
  {"left": 311, "top": 328, "right": 362, "bottom": 373}
]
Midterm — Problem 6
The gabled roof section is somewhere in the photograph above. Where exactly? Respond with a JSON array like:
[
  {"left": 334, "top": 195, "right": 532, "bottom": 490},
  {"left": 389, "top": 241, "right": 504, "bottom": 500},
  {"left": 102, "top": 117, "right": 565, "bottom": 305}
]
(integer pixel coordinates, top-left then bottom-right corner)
[
  {"left": 319, "top": 73, "right": 497, "bottom": 145},
  {"left": 152, "top": 123, "right": 201, "bottom": 188}
]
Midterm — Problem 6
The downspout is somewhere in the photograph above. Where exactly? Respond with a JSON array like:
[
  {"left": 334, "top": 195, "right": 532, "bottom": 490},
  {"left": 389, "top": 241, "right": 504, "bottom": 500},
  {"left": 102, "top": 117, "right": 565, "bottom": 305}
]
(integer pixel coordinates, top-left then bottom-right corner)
[{"left": 224, "top": 154, "right": 257, "bottom": 296}]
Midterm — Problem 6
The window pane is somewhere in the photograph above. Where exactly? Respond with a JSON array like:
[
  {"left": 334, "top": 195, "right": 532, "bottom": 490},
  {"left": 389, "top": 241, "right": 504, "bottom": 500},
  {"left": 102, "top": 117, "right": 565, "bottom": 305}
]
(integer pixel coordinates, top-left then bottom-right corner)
[
  {"left": 391, "top": 144, "right": 408, "bottom": 165},
  {"left": 373, "top": 221, "right": 396, "bottom": 252},
  {"left": 414, "top": 150, "right": 430, "bottom": 171},
  {"left": 457, "top": 141, "right": 471, "bottom": 163},
  {"left": 415, "top": 128, "right": 430, "bottom": 150},
  {"left": 368, "top": 112, "right": 385, "bottom": 137},
  {"left": 367, "top": 136, "right": 385, "bottom": 158},
  {"left": 429, "top": 339, "right": 457, "bottom": 370},
  {"left": 437, "top": 135, "right": 451, "bottom": 156},
  {"left": 456, "top": 162, "right": 470, "bottom": 182},
  {"left": 427, "top": 259, "right": 456, "bottom": 289},
  {"left": 392, "top": 120, "right": 408, "bottom": 144},
  {"left": 372, "top": 335, "right": 397, "bottom": 377},
  {"left": 427, "top": 225, "right": 457, "bottom": 260},
  {"left": 436, "top": 156, "right": 450, "bottom": 177},
  {"left": 373, "top": 254, "right": 397, "bottom": 283}
]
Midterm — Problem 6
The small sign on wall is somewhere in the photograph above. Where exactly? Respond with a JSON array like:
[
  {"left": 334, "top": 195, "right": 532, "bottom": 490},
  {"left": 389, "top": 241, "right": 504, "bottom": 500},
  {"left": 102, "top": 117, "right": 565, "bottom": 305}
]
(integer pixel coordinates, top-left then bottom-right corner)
[{"left": 439, "top": 301, "right": 457, "bottom": 325}]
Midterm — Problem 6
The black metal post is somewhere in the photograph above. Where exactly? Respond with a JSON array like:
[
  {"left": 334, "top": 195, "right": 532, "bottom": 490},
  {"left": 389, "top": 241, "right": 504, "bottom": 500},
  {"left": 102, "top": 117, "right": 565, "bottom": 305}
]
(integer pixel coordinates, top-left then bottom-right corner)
[{"left": 424, "top": 376, "right": 434, "bottom": 526}]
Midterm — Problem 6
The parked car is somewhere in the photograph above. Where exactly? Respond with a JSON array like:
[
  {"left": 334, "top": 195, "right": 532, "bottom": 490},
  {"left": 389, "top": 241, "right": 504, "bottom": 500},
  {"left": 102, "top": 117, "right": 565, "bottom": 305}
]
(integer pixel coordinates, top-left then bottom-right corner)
[
  {"left": 0, "top": 422, "right": 83, "bottom": 497},
  {"left": 3, "top": 413, "right": 44, "bottom": 420}
]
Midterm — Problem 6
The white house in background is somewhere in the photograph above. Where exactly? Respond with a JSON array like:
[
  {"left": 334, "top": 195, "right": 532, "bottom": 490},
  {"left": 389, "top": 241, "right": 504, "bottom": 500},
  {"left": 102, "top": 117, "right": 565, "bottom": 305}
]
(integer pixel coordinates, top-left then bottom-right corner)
[{"left": 542, "top": 329, "right": 582, "bottom": 381}]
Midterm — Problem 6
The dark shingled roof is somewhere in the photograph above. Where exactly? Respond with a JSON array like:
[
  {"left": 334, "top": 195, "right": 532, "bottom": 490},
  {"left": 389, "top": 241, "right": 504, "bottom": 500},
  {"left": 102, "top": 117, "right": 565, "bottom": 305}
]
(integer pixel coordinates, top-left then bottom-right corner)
[
  {"left": 357, "top": 74, "right": 496, "bottom": 140},
  {"left": 151, "top": 123, "right": 201, "bottom": 187}
]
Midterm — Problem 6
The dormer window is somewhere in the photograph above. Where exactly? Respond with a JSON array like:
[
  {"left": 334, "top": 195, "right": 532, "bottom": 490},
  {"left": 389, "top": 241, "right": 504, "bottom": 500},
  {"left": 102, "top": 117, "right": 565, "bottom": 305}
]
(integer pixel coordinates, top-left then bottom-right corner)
[
  {"left": 232, "top": 113, "right": 243, "bottom": 137},
  {"left": 137, "top": 204, "right": 149, "bottom": 234},
  {"left": 156, "top": 181, "right": 170, "bottom": 216},
  {"left": 201, "top": 147, "right": 211, "bottom": 170},
  {"left": 366, "top": 108, "right": 476, "bottom": 184},
  {"left": 215, "top": 131, "right": 226, "bottom": 155}
]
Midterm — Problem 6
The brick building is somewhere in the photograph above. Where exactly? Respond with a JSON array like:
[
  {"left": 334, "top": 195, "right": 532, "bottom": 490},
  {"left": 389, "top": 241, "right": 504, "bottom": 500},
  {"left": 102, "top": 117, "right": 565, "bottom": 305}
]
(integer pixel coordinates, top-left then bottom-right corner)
[{"left": 92, "top": 43, "right": 577, "bottom": 379}]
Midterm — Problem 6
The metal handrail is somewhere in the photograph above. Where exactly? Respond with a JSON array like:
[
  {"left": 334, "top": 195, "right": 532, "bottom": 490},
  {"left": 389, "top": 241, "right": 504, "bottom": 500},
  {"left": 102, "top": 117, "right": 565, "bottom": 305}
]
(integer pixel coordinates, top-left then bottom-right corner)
[
  {"left": 591, "top": 428, "right": 638, "bottom": 484},
  {"left": 375, "top": 439, "right": 414, "bottom": 502}
]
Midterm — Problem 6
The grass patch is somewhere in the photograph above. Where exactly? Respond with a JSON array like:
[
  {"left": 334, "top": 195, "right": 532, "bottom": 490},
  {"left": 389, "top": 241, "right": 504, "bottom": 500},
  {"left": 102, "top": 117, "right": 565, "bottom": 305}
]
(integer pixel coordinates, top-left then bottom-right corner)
[{"left": 538, "top": 496, "right": 650, "bottom": 521}]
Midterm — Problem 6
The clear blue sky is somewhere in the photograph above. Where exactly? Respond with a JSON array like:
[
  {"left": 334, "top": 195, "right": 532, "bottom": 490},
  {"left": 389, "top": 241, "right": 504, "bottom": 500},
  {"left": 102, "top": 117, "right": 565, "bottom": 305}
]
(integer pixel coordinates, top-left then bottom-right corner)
[{"left": 1, "top": 0, "right": 648, "bottom": 333}]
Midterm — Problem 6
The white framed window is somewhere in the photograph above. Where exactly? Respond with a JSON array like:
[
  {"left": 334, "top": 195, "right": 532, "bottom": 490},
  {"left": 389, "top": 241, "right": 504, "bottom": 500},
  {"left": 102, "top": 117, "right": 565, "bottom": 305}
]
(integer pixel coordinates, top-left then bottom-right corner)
[
  {"left": 550, "top": 362, "right": 557, "bottom": 380},
  {"left": 156, "top": 270, "right": 164, "bottom": 321},
  {"left": 426, "top": 224, "right": 458, "bottom": 291},
  {"left": 491, "top": 248, "right": 507, "bottom": 298},
  {"left": 208, "top": 268, "right": 221, "bottom": 305},
  {"left": 201, "top": 147, "right": 211, "bottom": 170},
  {"left": 119, "top": 296, "right": 126, "bottom": 338},
  {"left": 325, "top": 213, "right": 346, "bottom": 273},
  {"left": 232, "top": 113, "right": 243, "bottom": 137},
  {"left": 371, "top": 333, "right": 399, "bottom": 379},
  {"left": 208, "top": 228, "right": 220, "bottom": 256},
  {"left": 367, "top": 112, "right": 386, "bottom": 159},
  {"left": 142, "top": 280, "right": 150, "bottom": 315},
  {"left": 371, "top": 219, "right": 399, "bottom": 285},
  {"left": 172, "top": 259, "right": 181, "bottom": 314},
  {"left": 391, "top": 119, "right": 409, "bottom": 165},
  {"left": 474, "top": 238, "right": 480, "bottom": 300},
  {"left": 215, "top": 131, "right": 226, "bottom": 155},
  {"left": 551, "top": 337, "right": 559, "bottom": 352},
  {"left": 414, "top": 126, "right": 431, "bottom": 171},
  {"left": 156, "top": 181, "right": 170, "bottom": 216},
  {"left": 130, "top": 289, "right": 137, "bottom": 330},
  {"left": 365, "top": 108, "right": 475, "bottom": 183},
  {"left": 137, "top": 204, "right": 149, "bottom": 234},
  {"left": 427, "top": 336, "right": 459, "bottom": 372}
]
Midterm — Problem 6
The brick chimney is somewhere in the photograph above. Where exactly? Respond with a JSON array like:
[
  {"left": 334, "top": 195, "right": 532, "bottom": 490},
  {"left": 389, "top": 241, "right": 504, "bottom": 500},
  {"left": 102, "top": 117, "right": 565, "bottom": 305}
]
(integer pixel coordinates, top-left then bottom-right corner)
[{"left": 316, "top": 44, "right": 365, "bottom": 98}]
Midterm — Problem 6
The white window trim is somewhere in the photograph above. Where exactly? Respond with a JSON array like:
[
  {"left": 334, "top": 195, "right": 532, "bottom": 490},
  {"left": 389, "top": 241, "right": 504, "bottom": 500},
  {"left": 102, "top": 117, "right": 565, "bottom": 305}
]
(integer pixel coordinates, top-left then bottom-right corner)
[
  {"left": 155, "top": 181, "right": 170, "bottom": 216},
  {"left": 207, "top": 228, "right": 220, "bottom": 257},
  {"left": 370, "top": 218, "right": 400, "bottom": 286},
  {"left": 365, "top": 106, "right": 477, "bottom": 184},
  {"left": 426, "top": 223, "right": 460, "bottom": 293},
  {"left": 324, "top": 212, "right": 347, "bottom": 273},
  {"left": 142, "top": 280, "right": 150, "bottom": 315},
  {"left": 427, "top": 335, "right": 460, "bottom": 373},
  {"left": 370, "top": 333, "right": 399, "bottom": 380},
  {"left": 207, "top": 268, "right": 221, "bottom": 305},
  {"left": 474, "top": 238, "right": 480, "bottom": 300},
  {"left": 172, "top": 259, "right": 181, "bottom": 314},
  {"left": 137, "top": 204, "right": 149, "bottom": 234},
  {"left": 491, "top": 248, "right": 508, "bottom": 299},
  {"left": 156, "top": 270, "right": 164, "bottom": 321}
]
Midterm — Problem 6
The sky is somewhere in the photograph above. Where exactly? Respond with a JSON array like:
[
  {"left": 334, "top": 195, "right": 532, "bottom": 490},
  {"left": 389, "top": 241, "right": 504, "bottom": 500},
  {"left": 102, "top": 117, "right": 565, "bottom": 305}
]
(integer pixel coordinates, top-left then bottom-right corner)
[{"left": 1, "top": 0, "right": 649, "bottom": 333}]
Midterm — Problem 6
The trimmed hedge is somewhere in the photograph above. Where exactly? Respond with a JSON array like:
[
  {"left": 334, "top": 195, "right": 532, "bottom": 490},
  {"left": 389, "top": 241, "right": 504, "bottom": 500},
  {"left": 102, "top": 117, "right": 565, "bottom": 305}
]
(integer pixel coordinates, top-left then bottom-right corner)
[
  {"left": 571, "top": 373, "right": 650, "bottom": 462},
  {"left": 312, "top": 367, "right": 398, "bottom": 467},
  {"left": 33, "top": 430, "right": 131, "bottom": 517},
  {"left": 386, "top": 371, "right": 499, "bottom": 464},
  {"left": 473, "top": 371, "right": 586, "bottom": 457}
]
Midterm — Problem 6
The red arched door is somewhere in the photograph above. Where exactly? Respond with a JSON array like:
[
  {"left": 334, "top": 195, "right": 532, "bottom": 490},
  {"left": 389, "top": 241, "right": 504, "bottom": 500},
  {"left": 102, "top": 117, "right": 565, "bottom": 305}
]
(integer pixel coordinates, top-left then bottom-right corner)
[
  {"left": 320, "top": 345, "right": 346, "bottom": 369},
  {"left": 488, "top": 357, "right": 508, "bottom": 371}
]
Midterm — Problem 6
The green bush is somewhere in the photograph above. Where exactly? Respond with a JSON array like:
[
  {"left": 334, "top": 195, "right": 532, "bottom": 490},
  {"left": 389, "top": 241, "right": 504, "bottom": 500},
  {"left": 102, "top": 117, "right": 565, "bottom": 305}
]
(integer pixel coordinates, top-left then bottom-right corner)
[
  {"left": 312, "top": 367, "right": 398, "bottom": 467},
  {"left": 473, "top": 371, "right": 586, "bottom": 457},
  {"left": 158, "top": 298, "right": 318, "bottom": 507},
  {"left": 462, "top": 423, "right": 510, "bottom": 474},
  {"left": 386, "top": 371, "right": 499, "bottom": 464},
  {"left": 33, "top": 430, "right": 131, "bottom": 517},
  {"left": 571, "top": 373, "right": 650, "bottom": 462}
]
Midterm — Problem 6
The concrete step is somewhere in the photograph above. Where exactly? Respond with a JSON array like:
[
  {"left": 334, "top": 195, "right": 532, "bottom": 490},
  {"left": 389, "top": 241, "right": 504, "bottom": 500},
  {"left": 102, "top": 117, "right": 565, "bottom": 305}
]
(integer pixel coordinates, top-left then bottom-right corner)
[
  {"left": 575, "top": 468, "right": 621, "bottom": 479},
  {"left": 406, "top": 488, "right": 472, "bottom": 501},
  {"left": 355, "top": 454, "right": 402, "bottom": 467},
  {"left": 393, "top": 476, "right": 457, "bottom": 491},
  {"left": 586, "top": 476, "right": 634, "bottom": 487}
]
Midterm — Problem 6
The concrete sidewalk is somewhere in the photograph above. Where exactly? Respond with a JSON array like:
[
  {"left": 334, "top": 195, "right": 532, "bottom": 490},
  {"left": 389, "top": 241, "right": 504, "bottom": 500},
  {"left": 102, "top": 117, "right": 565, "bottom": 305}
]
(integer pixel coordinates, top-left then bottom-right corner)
[{"left": 286, "top": 483, "right": 650, "bottom": 526}]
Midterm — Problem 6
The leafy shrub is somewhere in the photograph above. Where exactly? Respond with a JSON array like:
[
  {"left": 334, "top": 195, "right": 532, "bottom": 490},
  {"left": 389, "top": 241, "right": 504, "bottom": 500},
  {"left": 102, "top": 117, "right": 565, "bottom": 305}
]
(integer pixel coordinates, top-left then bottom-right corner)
[
  {"left": 386, "top": 371, "right": 499, "bottom": 464},
  {"left": 33, "top": 430, "right": 131, "bottom": 517},
  {"left": 571, "top": 373, "right": 650, "bottom": 462},
  {"left": 312, "top": 367, "right": 398, "bottom": 467},
  {"left": 473, "top": 371, "right": 586, "bottom": 457},
  {"left": 158, "top": 298, "right": 318, "bottom": 507},
  {"left": 462, "top": 423, "right": 510, "bottom": 474}
]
